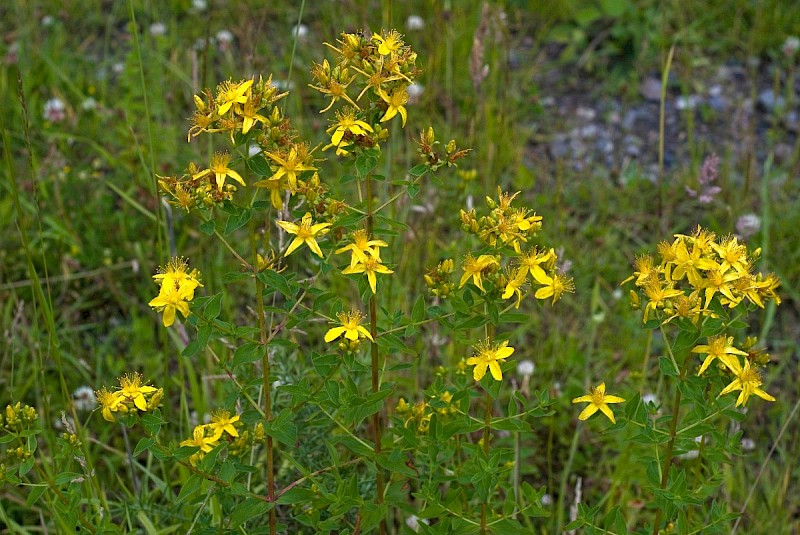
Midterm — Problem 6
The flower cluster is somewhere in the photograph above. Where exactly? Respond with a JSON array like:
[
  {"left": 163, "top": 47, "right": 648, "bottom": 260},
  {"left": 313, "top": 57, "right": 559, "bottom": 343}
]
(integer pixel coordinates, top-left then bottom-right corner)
[
  {"left": 180, "top": 409, "right": 240, "bottom": 466},
  {"left": 423, "top": 259, "right": 455, "bottom": 298},
  {"left": 148, "top": 257, "right": 203, "bottom": 327},
  {"left": 1, "top": 403, "right": 38, "bottom": 432},
  {"left": 312, "top": 30, "right": 421, "bottom": 154},
  {"left": 692, "top": 335, "right": 776, "bottom": 407},
  {"left": 336, "top": 229, "right": 393, "bottom": 293},
  {"left": 623, "top": 226, "right": 781, "bottom": 323},
  {"left": 95, "top": 373, "right": 163, "bottom": 423},
  {"left": 457, "top": 190, "right": 574, "bottom": 309},
  {"left": 158, "top": 76, "right": 291, "bottom": 210},
  {"left": 416, "top": 127, "right": 471, "bottom": 171},
  {"left": 395, "top": 398, "right": 432, "bottom": 433}
]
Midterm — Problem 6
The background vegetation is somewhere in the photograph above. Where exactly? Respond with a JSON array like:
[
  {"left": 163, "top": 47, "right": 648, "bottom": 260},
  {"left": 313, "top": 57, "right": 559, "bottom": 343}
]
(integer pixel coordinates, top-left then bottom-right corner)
[{"left": 1, "top": 0, "right": 798, "bottom": 532}]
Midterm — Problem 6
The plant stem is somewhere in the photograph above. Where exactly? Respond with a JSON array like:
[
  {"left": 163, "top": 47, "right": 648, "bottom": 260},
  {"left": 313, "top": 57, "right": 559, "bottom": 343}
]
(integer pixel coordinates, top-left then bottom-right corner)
[
  {"left": 249, "top": 203, "right": 275, "bottom": 535},
  {"left": 480, "top": 317, "right": 495, "bottom": 534},
  {"left": 651, "top": 345, "right": 693, "bottom": 535},
  {"left": 365, "top": 173, "right": 386, "bottom": 535}
]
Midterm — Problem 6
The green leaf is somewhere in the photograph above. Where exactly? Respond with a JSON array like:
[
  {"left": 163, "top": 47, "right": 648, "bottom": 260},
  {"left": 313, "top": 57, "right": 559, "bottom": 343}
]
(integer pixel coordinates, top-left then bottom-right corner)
[
  {"left": 247, "top": 154, "right": 271, "bottom": 176},
  {"left": 133, "top": 437, "right": 155, "bottom": 456},
  {"left": 409, "top": 164, "right": 428, "bottom": 177},
  {"left": 456, "top": 316, "right": 488, "bottom": 330},
  {"left": 54, "top": 472, "right": 83, "bottom": 485},
  {"left": 258, "top": 269, "right": 294, "bottom": 298},
  {"left": 406, "top": 183, "right": 420, "bottom": 198},
  {"left": 265, "top": 409, "right": 298, "bottom": 446},
  {"left": 600, "top": 0, "right": 627, "bottom": 16},
  {"left": 312, "top": 352, "right": 340, "bottom": 378},
  {"left": 224, "top": 206, "right": 253, "bottom": 235},
  {"left": 176, "top": 473, "right": 204, "bottom": 504},
  {"left": 355, "top": 154, "right": 378, "bottom": 177},
  {"left": 673, "top": 329, "right": 700, "bottom": 356},
  {"left": 232, "top": 342, "right": 266, "bottom": 367},
  {"left": 204, "top": 293, "right": 223, "bottom": 320},
  {"left": 230, "top": 498, "right": 273, "bottom": 528},
  {"left": 658, "top": 356, "right": 679, "bottom": 377},
  {"left": 412, "top": 295, "right": 426, "bottom": 323},
  {"left": 25, "top": 484, "right": 48, "bottom": 507},
  {"left": 199, "top": 220, "right": 215, "bottom": 236}
]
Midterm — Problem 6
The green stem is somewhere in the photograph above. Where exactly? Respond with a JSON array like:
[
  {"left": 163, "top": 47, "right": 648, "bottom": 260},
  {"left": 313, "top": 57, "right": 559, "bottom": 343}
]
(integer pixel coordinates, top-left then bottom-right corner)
[
  {"left": 651, "top": 345, "right": 694, "bottom": 535},
  {"left": 481, "top": 316, "right": 495, "bottom": 534},
  {"left": 365, "top": 173, "right": 386, "bottom": 535}
]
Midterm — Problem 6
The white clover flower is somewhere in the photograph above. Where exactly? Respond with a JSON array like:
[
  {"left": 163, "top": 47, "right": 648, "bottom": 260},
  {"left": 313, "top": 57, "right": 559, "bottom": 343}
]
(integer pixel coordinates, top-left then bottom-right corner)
[
  {"left": 741, "top": 437, "right": 756, "bottom": 451},
  {"left": 517, "top": 359, "right": 535, "bottom": 377},
  {"left": 149, "top": 22, "right": 166, "bottom": 36},
  {"left": 191, "top": 0, "right": 207, "bottom": 11},
  {"left": 407, "top": 83, "right": 424, "bottom": 104},
  {"left": 44, "top": 97, "right": 66, "bottom": 122},
  {"left": 406, "top": 15, "right": 425, "bottom": 31},
  {"left": 216, "top": 30, "right": 234, "bottom": 44},
  {"left": 541, "top": 493, "right": 553, "bottom": 506},
  {"left": 782, "top": 36, "right": 800, "bottom": 58},
  {"left": 291, "top": 23, "right": 309, "bottom": 39},
  {"left": 736, "top": 213, "right": 761, "bottom": 240},
  {"left": 72, "top": 386, "right": 97, "bottom": 411},
  {"left": 81, "top": 97, "right": 97, "bottom": 111},
  {"left": 41, "top": 15, "right": 55, "bottom": 27}
]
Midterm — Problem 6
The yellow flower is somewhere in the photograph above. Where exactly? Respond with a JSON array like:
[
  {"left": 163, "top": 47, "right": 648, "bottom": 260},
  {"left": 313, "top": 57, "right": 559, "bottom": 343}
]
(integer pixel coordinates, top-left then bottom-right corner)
[
  {"left": 670, "top": 239, "right": 718, "bottom": 288},
  {"left": 181, "top": 425, "right": 219, "bottom": 454},
  {"left": 692, "top": 335, "right": 747, "bottom": 376},
  {"left": 215, "top": 78, "right": 253, "bottom": 115},
  {"left": 96, "top": 388, "right": 123, "bottom": 422},
  {"left": 378, "top": 86, "right": 409, "bottom": 127},
  {"left": 261, "top": 146, "right": 316, "bottom": 192},
  {"left": 324, "top": 309, "right": 373, "bottom": 343},
  {"left": 572, "top": 383, "right": 625, "bottom": 424},
  {"left": 208, "top": 410, "right": 240, "bottom": 440},
  {"left": 712, "top": 235, "right": 750, "bottom": 275},
  {"left": 148, "top": 282, "right": 195, "bottom": 327},
  {"left": 252, "top": 175, "right": 287, "bottom": 210},
  {"left": 466, "top": 339, "right": 515, "bottom": 381},
  {"left": 238, "top": 97, "right": 268, "bottom": 135},
  {"left": 531, "top": 269, "right": 574, "bottom": 304},
  {"left": 459, "top": 254, "right": 499, "bottom": 292},
  {"left": 502, "top": 267, "right": 527, "bottom": 309},
  {"left": 700, "top": 267, "right": 740, "bottom": 308},
  {"left": 372, "top": 30, "right": 404, "bottom": 56},
  {"left": 117, "top": 373, "right": 158, "bottom": 412},
  {"left": 152, "top": 257, "right": 202, "bottom": 297},
  {"left": 640, "top": 274, "right": 682, "bottom": 322},
  {"left": 342, "top": 256, "right": 394, "bottom": 294},
  {"left": 718, "top": 359, "right": 775, "bottom": 407},
  {"left": 519, "top": 247, "right": 553, "bottom": 282},
  {"left": 277, "top": 212, "right": 332, "bottom": 257},
  {"left": 621, "top": 254, "right": 658, "bottom": 287},
  {"left": 326, "top": 108, "right": 374, "bottom": 150},
  {"left": 193, "top": 152, "right": 246, "bottom": 191},
  {"left": 335, "top": 229, "right": 388, "bottom": 268}
]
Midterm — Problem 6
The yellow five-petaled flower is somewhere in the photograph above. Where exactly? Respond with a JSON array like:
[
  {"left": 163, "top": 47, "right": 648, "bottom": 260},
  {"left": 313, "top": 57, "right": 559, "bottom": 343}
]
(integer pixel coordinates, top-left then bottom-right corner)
[
  {"left": 324, "top": 309, "right": 374, "bottom": 343},
  {"left": 572, "top": 382, "right": 625, "bottom": 424},
  {"left": 277, "top": 212, "right": 332, "bottom": 258},
  {"left": 466, "top": 339, "right": 515, "bottom": 382},
  {"left": 718, "top": 359, "right": 775, "bottom": 407}
]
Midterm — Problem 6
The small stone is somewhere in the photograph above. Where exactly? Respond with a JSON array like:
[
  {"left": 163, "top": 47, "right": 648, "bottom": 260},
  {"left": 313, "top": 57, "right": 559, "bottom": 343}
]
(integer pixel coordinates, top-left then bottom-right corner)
[
  {"left": 675, "top": 95, "right": 701, "bottom": 110},
  {"left": 639, "top": 77, "right": 662, "bottom": 102},
  {"left": 757, "top": 89, "right": 785, "bottom": 112},
  {"left": 707, "top": 95, "right": 727, "bottom": 111},
  {"left": 576, "top": 106, "right": 596, "bottom": 121}
]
